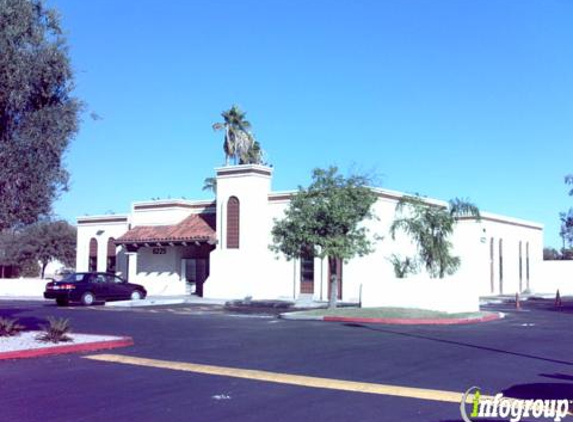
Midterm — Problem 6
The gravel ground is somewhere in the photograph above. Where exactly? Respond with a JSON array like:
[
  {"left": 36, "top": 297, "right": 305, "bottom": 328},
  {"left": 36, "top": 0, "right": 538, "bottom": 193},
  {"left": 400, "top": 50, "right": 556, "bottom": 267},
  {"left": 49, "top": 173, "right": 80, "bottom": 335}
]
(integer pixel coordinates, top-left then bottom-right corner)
[{"left": 0, "top": 331, "right": 122, "bottom": 353}]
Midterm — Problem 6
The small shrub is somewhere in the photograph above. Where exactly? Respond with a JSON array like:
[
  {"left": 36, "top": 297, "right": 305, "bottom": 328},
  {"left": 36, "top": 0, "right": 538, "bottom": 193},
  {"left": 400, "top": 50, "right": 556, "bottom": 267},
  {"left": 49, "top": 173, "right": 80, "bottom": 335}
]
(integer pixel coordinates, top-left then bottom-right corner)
[
  {"left": 0, "top": 317, "right": 24, "bottom": 337},
  {"left": 388, "top": 254, "right": 419, "bottom": 278},
  {"left": 37, "top": 317, "right": 73, "bottom": 343}
]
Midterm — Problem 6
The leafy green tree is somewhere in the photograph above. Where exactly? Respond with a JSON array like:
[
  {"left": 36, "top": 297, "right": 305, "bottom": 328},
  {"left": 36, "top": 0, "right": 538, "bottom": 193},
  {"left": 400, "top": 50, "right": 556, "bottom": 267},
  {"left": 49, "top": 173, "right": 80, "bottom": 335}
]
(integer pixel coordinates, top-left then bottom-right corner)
[
  {"left": 270, "top": 167, "right": 378, "bottom": 308},
  {"left": 390, "top": 196, "right": 480, "bottom": 278},
  {"left": 13, "top": 220, "right": 76, "bottom": 278},
  {"left": 0, "top": 0, "right": 82, "bottom": 230},
  {"left": 0, "top": 229, "right": 19, "bottom": 277},
  {"left": 19, "top": 258, "right": 40, "bottom": 278}
]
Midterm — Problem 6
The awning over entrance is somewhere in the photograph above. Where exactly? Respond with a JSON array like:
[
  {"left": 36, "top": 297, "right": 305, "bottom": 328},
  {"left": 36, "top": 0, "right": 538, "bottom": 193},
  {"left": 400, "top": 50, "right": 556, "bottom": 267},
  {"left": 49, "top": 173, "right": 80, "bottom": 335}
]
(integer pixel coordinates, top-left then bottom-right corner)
[{"left": 115, "top": 213, "right": 216, "bottom": 247}]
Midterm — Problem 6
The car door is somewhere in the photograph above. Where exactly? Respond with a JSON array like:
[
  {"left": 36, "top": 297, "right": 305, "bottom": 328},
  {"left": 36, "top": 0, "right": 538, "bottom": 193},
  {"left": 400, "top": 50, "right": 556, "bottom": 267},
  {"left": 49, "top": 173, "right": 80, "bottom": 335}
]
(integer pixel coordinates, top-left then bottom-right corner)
[
  {"left": 90, "top": 273, "right": 110, "bottom": 299},
  {"left": 106, "top": 274, "right": 131, "bottom": 299}
]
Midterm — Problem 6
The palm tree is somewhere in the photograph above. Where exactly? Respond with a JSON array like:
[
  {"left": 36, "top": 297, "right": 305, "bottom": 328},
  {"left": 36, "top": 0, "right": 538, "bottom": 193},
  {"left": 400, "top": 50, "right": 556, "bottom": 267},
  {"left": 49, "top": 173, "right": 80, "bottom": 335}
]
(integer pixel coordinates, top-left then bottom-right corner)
[
  {"left": 390, "top": 196, "right": 480, "bottom": 278},
  {"left": 239, "top": 140, "right": 265, "bottom": 165},
  {"left": 202, "top": 177, "right": 217, "bottom": 194},
  {"left": 212, "top": 105, "right": 253, "bottom": 165}
]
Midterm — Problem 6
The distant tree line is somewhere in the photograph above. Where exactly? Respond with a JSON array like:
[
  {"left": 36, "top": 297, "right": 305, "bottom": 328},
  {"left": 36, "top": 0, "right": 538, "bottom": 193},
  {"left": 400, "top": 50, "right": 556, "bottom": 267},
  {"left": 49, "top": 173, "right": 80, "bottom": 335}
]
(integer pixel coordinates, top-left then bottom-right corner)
[
  {"left": 543, "top": 247, "right": 573, "bottom": 261},
  {"left": 0, "top": 220, "right": 76, "bottom": 278},
  {"left": 549, "top": 174, "right": 573, "bottom": 261}
]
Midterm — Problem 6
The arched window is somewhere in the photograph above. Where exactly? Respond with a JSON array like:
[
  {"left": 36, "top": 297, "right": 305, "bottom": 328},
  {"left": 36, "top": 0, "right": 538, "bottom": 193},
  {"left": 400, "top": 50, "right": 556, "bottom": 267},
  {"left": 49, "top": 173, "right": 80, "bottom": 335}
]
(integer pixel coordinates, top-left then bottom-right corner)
[
  {"left": 89, "top": 238, "right": 98, "bottom": 272},
  {"left": 107, "top": 238, "right": 116, "bottom": 273},
  {"left": 227, "top": 196, "right": 240, "bottom": 249}
]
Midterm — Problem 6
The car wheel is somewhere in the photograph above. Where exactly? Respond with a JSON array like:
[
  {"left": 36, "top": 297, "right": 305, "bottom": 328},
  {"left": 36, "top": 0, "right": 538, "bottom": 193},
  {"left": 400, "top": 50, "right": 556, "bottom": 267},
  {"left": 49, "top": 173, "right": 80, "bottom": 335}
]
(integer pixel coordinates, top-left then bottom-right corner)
[
  {"left": 81, "top": 292, "right": 96, "bottom": 306},
  {"left": 130, "top": 290, "right": 143, "bottom": 301},
  {"left": 56, "top": 298, "right": 69, "bottom": 306}
]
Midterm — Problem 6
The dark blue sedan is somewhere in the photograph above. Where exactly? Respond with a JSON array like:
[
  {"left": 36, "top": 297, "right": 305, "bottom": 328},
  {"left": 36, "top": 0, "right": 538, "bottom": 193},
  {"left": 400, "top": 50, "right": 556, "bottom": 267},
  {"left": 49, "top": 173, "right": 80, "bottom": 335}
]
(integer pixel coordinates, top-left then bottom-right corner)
[{"left": 44, "top": 272, "right": 147, "bottom": 306}]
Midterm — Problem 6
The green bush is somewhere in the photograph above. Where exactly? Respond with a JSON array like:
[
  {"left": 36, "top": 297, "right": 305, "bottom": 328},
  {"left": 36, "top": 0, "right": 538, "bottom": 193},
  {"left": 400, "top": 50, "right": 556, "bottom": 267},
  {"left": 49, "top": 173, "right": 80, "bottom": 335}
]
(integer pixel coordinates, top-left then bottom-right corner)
[
  {"left": 36, "top": 317, "right": 72, "bottom": 343},
  {"left": 388, "top": 254, "right": 419, "bottom": 278},
  {"left": 0, "top": 317, "right": 24, "bottom": 337}
]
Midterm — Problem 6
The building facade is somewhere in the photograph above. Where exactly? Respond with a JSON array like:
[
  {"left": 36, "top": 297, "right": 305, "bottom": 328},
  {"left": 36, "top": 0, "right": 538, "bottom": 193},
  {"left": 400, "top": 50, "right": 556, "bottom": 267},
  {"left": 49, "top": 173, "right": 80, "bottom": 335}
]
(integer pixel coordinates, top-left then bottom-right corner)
[{"left": 76, "top": 165, "right": 543, "bottom": 311}]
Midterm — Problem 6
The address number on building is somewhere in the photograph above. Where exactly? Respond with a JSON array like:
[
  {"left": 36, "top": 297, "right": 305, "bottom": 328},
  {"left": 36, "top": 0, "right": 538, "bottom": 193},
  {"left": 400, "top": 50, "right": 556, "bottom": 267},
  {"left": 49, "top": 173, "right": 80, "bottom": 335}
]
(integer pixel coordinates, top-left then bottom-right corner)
[{"left": 153, "top": 247, "right": 166, "bottom": 255}]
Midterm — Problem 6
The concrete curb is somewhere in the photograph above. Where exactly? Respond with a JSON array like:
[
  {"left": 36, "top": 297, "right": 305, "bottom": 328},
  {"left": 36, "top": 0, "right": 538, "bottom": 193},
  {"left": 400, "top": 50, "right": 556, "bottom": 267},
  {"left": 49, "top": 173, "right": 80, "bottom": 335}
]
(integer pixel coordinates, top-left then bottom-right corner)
[
  {"left": 105, "top": 299, "right": 186, "bottom": 307},
  {"left": 106, "top": 297, "right": 229, "bottom": 307},
  {"left": 280, "top": 311, "right": 504, "bottom": 325},
  {"left": 280, "top": 313, "right": 324, "bottom": 321},
  {"left": 0, "top": 336, "right": 134, "bottom": 361}
]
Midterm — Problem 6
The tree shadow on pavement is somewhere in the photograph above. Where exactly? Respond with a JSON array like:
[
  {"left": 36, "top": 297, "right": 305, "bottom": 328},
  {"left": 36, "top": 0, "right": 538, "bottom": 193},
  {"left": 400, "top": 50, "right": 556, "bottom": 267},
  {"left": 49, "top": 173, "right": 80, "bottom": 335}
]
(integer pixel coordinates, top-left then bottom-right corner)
[
  {"left": 343, "top": 323, "right": 573, "bottom": 367},
  {"left": 540, "top": 373, "right": 573, "bottom": 382},
  {"left": 502, "top": 382, "right": 573, "bottom": 400},
  {"left": 345, "top": 323, "right": 573, "bottom": 422}
]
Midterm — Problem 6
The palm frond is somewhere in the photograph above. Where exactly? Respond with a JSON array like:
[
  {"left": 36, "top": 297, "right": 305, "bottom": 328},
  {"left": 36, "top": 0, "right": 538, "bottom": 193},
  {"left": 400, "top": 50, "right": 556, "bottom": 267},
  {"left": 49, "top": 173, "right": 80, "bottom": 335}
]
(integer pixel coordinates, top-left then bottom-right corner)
[{"left": 448, "top": 198, "right": 480, "bottom": 219}]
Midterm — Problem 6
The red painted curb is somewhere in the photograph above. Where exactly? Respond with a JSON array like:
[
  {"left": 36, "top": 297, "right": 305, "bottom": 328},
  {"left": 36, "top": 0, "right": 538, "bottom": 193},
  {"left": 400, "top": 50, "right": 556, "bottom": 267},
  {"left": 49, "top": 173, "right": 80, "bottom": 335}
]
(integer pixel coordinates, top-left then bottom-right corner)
[
  {"left": 0, "top": 336, "right": 134, "bottom": 361},
  {"left": 323, "top": 312, "right": 502, "bottom": 325}
]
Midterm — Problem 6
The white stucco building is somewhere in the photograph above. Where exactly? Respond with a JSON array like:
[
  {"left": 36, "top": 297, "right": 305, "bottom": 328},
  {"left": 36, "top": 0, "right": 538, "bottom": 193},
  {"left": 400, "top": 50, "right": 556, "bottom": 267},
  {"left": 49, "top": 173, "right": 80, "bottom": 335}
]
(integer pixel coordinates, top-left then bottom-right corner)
[{"left": 76, "top": 165, "right": 543, "bottom": 312}]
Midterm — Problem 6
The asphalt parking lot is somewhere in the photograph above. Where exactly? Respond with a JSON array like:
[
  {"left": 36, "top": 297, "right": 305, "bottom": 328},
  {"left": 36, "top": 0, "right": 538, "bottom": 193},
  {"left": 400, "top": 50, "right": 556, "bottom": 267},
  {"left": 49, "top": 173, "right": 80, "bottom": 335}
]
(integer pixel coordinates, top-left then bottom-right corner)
[{"left": 1, "top": 299, "right": 573, "bottom": 422}]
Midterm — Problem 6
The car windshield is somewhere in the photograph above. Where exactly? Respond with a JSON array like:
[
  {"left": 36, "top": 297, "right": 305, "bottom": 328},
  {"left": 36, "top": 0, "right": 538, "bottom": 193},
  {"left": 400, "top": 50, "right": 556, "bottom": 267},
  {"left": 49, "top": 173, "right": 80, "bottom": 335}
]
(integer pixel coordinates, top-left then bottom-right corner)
[{"left": 59, "top": 273, "right": 87, "bottom": 283}]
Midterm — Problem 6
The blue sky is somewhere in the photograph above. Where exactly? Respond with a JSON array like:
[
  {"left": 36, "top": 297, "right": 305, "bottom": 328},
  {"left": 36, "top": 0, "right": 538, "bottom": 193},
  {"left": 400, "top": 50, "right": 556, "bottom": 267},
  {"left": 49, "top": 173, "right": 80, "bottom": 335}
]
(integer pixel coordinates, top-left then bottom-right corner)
[{"left": 47, "top": 0, "right": 573, "bottom": 248}]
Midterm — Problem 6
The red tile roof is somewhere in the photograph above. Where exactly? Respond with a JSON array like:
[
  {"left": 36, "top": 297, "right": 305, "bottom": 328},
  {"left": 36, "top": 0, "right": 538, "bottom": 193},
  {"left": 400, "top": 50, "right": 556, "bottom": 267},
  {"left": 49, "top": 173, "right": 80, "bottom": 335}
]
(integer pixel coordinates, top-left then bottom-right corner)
[{"left": 116, "top": 213, "right": 216, "bottom": 244}]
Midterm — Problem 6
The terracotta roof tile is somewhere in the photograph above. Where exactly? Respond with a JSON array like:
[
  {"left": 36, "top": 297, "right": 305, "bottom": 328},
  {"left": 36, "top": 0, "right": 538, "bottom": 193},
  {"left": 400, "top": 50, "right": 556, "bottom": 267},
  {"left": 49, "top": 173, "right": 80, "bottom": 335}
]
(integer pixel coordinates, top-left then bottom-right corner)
[{"left": 116, "top": 213, "right": 216, "bottom": 244}]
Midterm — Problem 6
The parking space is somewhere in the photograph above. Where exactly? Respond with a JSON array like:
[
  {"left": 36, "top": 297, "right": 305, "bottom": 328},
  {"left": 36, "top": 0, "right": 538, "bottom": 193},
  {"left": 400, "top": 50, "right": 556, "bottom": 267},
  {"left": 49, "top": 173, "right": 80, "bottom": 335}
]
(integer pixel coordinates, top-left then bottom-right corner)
[{"left": 2, "top": 300, "right": 573, "bottom": 421}]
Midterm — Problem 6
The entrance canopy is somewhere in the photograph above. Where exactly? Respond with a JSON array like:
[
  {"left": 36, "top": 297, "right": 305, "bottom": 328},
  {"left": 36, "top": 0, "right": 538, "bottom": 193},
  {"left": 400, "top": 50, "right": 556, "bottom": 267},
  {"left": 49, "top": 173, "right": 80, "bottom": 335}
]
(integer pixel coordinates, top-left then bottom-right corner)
[{"left": 115, "top": 213, "right": 216, "bottom": 248}]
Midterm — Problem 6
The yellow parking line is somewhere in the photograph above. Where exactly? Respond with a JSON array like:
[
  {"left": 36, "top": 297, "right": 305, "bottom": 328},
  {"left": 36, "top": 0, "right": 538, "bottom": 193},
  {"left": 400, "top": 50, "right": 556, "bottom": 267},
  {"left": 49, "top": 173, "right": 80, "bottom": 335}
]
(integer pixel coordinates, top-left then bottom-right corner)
[{"left": 84, "top": 354, "right": 486, "bottom": 404}]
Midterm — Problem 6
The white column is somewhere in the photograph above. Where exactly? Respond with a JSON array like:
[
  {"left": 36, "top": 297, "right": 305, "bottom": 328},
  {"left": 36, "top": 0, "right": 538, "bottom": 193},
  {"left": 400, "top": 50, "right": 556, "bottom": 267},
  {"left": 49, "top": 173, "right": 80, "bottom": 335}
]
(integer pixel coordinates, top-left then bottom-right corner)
[
  {"left": 126, "top": 252, "right": 138, "bottom": 283},
  {"left": 97, "top": 237, "right": 107, "bottom": 273}
]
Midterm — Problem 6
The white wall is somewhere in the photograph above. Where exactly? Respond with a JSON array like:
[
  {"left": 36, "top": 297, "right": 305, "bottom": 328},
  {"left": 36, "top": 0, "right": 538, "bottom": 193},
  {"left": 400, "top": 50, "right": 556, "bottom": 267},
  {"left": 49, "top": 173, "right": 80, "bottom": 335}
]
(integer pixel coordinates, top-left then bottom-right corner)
[
  {"left": 73, "top": 165, "right": 545, "bottom": 312},
  {"left": 134, "top": 247, "right": 186, "bottom": 295},
  {"left": 0, "top": 278, "right": 47, "bottom": 297},
  {"left": 207, "top": 167, "right": 543, "bottom": 314},
  {"left": 341, "top": 197, "right": 418, "bottom": 303},
  {"left": 206, "top": 165, "right": 287, "bottom": 300},
  {"left": 130, "top": 200, "right": 214, "bottom": 226},
  {"left": 76, "top": 217, "right": 130, "bottom": 275},
  {"left": 539, "top": 261, "right": 573, "bottom": 295},
  {"left": 43, "top": 260, "right": 67, "bottom": 278},
  {"left": 361, "top": 276, "right": 480, "bottom": 313},
  {"left": 454, "top": 215, "right": 543, "bottom": 296}
]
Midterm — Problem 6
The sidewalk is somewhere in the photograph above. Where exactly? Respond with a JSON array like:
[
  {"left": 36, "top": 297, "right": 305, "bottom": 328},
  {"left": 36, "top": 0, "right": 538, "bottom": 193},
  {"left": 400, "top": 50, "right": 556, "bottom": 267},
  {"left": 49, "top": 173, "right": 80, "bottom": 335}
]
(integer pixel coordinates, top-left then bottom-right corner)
[
  {"left": 105, "top": 295, "right": 229, "bottom": 307},
  {"left": 0, "top": 295, "right": 229, "bottom": 307},
  {"left": 479, "top": 292, "right": 565, "bottom": 306},
  {"left": 280, "top": 310, "right": 504, "bottom": 325},
  {"left": 0, "top": 295, "right": 330, "bottom": 308}
]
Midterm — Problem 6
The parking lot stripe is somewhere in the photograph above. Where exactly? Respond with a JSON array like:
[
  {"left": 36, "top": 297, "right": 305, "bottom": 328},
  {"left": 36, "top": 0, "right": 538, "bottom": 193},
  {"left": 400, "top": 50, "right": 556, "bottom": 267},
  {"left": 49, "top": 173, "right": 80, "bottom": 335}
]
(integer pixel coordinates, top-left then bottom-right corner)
[{"left": 84, "top": 354, "right": 485, "bottom": 404}]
